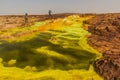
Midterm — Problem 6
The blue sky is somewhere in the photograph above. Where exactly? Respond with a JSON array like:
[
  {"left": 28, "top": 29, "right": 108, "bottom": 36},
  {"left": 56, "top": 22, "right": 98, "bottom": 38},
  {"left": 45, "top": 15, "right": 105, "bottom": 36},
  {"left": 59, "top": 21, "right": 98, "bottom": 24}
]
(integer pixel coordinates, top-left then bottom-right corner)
[{"left": 0, "top": 0, "right": 120, "bottom": 15}]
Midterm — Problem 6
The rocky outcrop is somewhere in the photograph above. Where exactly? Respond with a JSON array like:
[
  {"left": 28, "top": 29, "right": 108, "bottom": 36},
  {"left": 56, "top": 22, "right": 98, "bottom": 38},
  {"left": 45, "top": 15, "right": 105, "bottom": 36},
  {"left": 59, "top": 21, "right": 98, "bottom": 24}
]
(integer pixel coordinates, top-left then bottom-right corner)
[
  {"left": 88, "top": 14, "right": 120, "bottom": 54},
  {"left": 94, "top": 53, "right": 120, "bottom": 80},
  {"left": 87, "top": 13, "right": 120, "bottom": 80}
]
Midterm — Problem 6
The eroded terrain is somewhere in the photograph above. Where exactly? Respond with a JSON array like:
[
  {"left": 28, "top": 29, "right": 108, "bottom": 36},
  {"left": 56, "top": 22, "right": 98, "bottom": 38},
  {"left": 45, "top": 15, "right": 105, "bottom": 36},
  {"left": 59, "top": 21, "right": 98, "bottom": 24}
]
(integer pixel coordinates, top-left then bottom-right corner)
[{"left": 87, "top": 13, "right": 120, "bottom": 80}]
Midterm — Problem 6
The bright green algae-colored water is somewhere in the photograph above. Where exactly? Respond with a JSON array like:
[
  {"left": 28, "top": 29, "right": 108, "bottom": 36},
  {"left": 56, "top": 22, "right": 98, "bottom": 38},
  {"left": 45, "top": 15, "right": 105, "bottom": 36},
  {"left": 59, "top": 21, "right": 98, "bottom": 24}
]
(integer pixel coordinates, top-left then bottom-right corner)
[{"left": 0, "top": 15, "right": 103, "bottom": 80}]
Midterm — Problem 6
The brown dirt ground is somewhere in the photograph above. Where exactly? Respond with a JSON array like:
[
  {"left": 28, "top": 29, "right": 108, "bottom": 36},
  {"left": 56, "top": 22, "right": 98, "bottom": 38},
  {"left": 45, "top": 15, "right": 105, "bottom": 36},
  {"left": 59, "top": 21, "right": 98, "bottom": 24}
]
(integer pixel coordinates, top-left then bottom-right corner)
[
  {"left": 86, "top": 13, "right": 120, "bottom": 80},
  {"left": 0, "top": 13, "right": 95, "bottom": 30}
]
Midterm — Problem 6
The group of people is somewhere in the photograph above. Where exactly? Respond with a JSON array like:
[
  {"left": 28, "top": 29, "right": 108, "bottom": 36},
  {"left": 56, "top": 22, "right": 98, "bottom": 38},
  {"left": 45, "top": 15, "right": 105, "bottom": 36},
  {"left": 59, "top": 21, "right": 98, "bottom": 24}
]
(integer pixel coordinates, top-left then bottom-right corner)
[{"left": 24, "top": 10, "right": 52, "bottom": 24}]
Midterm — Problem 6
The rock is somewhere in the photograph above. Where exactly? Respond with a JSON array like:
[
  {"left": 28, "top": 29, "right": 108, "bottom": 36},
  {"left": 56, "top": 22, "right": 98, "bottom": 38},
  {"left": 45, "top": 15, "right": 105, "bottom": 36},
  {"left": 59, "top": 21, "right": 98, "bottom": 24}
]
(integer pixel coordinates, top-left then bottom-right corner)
[
  {"left": 87, "top": 13, "right": 120, "bottom": 79},
  {"left": 94, "top": 54, "right": 120, "bottom": 80}
]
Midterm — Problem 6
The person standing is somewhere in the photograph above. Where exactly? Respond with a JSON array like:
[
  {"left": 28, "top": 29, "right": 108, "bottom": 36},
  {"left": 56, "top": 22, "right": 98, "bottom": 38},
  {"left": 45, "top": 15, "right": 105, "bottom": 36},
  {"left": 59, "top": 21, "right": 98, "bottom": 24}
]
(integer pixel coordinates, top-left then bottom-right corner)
[
  {"left": 24, "top": 13, "right": 28, "bottom": 24},
  {"left": 48, "top": 10, "right": 52, "bottom": 17}
]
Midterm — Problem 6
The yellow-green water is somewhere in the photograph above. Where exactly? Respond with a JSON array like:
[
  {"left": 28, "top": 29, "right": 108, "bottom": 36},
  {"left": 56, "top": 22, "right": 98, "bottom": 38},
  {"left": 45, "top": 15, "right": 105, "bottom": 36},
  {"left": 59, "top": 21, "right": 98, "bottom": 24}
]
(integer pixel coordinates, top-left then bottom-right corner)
[{"left": 0, "top": 15, "right": 103, "bottom": 80}]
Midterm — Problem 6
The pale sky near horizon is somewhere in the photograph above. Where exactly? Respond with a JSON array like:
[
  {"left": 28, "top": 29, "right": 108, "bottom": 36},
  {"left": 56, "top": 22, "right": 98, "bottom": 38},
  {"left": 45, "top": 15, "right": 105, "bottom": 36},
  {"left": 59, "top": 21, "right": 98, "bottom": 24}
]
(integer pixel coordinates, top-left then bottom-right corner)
[{"left": 0, "top": 0, "right": 120, "bottom": 15}]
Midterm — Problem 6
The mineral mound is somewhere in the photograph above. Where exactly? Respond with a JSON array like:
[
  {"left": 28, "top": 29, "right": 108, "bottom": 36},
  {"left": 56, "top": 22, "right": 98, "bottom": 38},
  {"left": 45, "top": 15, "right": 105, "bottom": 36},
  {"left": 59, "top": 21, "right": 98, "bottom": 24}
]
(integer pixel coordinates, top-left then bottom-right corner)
[{"left": 87, "top": 13, "right": 120, "bottom": 80}]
